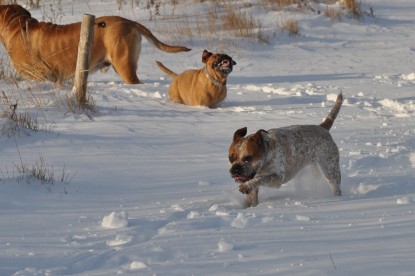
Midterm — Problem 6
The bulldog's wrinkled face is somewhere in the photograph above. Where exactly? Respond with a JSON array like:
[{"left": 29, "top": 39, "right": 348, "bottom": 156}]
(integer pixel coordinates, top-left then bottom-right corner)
[
  {"left": 202, "top": 50, "right": 236, "bottom": 76},
  {"left": 229, "top": 127, "right": 266, "bottom": 183}
]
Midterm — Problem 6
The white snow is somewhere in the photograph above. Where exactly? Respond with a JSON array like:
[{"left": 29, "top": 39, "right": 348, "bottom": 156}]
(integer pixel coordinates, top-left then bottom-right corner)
[
  {"left": 101, "top": 211, "right": 129, "bottom": 229},
  {"left": 1, "top": 0, "right": 415, "bottom": 275}
]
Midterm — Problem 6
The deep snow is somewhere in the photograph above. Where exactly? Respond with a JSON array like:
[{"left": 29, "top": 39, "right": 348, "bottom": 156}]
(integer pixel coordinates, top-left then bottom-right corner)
[{"left": 0, "top": 0, "right": 414, "bottom": 275}]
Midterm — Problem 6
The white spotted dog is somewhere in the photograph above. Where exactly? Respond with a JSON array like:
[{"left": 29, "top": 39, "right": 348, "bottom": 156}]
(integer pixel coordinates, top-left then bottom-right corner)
[{"left": 228, "top": 93, "right": 343, "bottom": 207}]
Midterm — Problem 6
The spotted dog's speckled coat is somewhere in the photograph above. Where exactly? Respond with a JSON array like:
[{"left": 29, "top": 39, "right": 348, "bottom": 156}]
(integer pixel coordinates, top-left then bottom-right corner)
[{"left": 229, "top": 93, "right": 343, "bottom": 207}]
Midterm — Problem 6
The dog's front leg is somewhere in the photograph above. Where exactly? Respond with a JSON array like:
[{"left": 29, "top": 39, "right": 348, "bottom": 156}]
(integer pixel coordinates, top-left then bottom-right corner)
[
  {"left": 239, "top": 178, "right": 260, "bottom": 194},
  {"left": 245, "top": 187, "right": 259, "bottom": 207},
  {"left": 239, "top": 174, "right": 284, "bottom": 194}
]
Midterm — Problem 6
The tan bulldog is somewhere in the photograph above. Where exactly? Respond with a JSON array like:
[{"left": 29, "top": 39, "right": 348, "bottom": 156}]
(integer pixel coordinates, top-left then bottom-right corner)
[
  {"left": 156, "top": 50, "right": 236, "bottom": 108},
  {"left": 229, "top": 93, "right": 344, "bottom": 207},
  {"left": 0, "top": 4, "right": 190, "bottom": 84}
]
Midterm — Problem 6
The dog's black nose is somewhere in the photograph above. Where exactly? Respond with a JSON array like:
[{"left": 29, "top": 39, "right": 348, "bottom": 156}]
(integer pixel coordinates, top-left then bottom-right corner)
[{"left": 230, "top": 164, "right": 243, "bottom": 175}]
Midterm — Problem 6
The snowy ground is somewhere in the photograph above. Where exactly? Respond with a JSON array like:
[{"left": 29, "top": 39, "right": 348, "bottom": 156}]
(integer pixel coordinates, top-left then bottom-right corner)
[{"left": 0, "top": 0, "right": 414, "bottom": 275}]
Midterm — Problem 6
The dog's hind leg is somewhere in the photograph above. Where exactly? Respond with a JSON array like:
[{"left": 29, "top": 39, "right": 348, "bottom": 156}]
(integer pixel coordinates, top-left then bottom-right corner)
[
  {"left": 112, "top": 57, "right": 142, "bottom": 84},
  {"left": 318, "top": 156, "right": 341, "bottom": 196},
  {"left": 167, "top": 80, "right": 184, "bottom": 104},
  {"left": 110, "top": 34, "right": 143, "bottom": 84}
]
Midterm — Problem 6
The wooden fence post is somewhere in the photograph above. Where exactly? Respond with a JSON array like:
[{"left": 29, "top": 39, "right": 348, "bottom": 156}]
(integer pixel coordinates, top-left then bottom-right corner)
[{"left": 74, "top": 14, "right": 95, "bottom": 105}]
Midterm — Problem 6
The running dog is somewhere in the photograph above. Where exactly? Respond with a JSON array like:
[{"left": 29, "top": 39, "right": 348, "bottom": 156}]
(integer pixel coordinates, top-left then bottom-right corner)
[{"left": 229, "top": 93, "right": 343, "bottom": 207}]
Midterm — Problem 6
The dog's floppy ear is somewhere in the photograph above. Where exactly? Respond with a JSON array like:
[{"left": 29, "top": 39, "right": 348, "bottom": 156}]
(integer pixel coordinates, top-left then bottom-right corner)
[
  {"left": 232, "top": 59, "right": 237, "bottom": 66},
  {"left": 202, "top": 50, "right": 213, "bottom": 63},
  {"left": 233, "top": 127, "right": 247, "bottom": 141}
]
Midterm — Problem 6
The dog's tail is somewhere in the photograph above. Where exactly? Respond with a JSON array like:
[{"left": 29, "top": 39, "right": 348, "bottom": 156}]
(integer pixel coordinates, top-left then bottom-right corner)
[
  {"left": 156, "top": 61, "right": 178, "bottom": 78},
  {"left": 133, "top": 22, "right": 191, "bottom": 53},
  {"left": 320, "top": 93, "right": 343, "bottom": 130}
]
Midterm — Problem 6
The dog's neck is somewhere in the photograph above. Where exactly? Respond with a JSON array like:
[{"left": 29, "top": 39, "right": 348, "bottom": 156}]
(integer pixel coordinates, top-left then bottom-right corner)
[{"left": 204, "top": 66, "right": 226, "bottom": 88}]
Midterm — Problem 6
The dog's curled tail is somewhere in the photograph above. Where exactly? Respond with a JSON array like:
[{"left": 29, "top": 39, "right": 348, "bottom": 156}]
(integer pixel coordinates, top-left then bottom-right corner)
[
  {"left": 133, "top": 22, "right": 191, "bottom": 53},
  {"left": 320, "top": 93, "right": 343, "bottom": 130},
  {"left": 156, "top": 61, "right": 177, "bottom": 78}
]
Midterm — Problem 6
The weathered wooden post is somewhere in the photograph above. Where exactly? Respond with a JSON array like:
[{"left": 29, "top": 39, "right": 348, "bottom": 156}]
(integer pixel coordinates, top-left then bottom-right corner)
[{"left": 73, "top": 14, "right": 95, "bottom": 105}]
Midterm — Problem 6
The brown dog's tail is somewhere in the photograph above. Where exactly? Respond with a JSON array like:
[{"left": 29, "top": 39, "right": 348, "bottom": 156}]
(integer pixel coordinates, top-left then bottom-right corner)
[
  {"left": 320, "top": 93, "right": 343, "bottom": 130},
  {"left": 156, "top": 61, "right": 177, "bottom": 78},
  {"left": 133, "top": 22, "right": 191, "bottom": 53}
]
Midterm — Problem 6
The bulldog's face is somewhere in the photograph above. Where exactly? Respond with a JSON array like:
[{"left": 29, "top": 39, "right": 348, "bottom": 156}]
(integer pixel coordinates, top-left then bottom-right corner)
[
  {"left": 229, "top": 127, "right": 266, "bottom": 183},
  {"left": 202, "top": 50, "right": 236, "bottom": 76}
]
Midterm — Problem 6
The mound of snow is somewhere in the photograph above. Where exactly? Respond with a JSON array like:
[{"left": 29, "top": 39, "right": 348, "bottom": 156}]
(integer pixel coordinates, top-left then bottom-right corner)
[
  {"left": 106, "top": 234, "right": 132, "bottom": 246},
  {"left": 129, "top": 261, "right": 147, "bottom": 270},
  {"left": 217, "top": 240, "right": 234, "bottom": 252},
  {"left": 409, "top": 152, "right": 415, "bottom": 168},
  {"left": 296, "top": 215, "right": 311, "bottom": 221},
  {"left": 231, "top": 213, "right": 249, "bottom": 229},
  {"left": 396, "top": 197, "right": 412, "bottom": 205},
  {"left": 101, "top": 211, "right": 128, "bottom": 229},
  {"left": 400, "top": 72, "right": 415, "bottom": 81}
]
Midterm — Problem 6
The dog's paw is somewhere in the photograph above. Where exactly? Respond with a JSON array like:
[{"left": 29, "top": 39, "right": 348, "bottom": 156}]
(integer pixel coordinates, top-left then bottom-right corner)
[{"left": 239, "top": 183, "right": 252, "bottom": 194}]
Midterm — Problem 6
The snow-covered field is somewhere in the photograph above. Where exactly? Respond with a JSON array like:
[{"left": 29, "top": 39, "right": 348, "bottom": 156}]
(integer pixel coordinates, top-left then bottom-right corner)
[{"left": 0, "top": 0, "right": 414, "bottom": 275}]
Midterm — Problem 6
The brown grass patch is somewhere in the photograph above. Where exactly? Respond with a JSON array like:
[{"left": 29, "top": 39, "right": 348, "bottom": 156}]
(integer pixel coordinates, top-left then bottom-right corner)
[
  {"left": 324, "top": 6, "right": 344, "bottom": 21},
  {"left": 342, "top": 0, "right": 363, "bottom": 19},
  {"left": 220, "top": 10, "right": 256, "bottom": 38},
  {"left": 280, "top": 18, "right": 300, "bottom": 36}
]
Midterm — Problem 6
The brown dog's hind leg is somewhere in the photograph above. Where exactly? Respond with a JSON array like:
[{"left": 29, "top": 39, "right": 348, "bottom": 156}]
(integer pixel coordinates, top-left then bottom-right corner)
[
  {"left": 112, "top": 60, "right": 142, "bottom": 84},
  {"left": 245, "top": 187, "right": 259, "bottom": 207},
  {"left": 110, "top": 35, "right": 143, "bottom": 84},
  {"left": 168, "top": 81, "right": 184, "bottom": 104}
]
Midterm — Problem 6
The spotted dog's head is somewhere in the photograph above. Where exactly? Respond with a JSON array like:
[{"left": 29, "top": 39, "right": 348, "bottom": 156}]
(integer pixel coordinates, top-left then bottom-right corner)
[
  {"left": 228, "top": 127, "right": 267, "bottom": 183},
  {"left": 202, "top": 50, "right": 236, "bottom": 76}
]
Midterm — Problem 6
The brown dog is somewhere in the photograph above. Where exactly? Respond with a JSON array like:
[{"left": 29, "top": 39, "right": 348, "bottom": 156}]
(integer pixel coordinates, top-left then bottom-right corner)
[
  {"left": 0, "top": 4, "right": 190, "bottom": 84},
  {"left": 229, "top": 93, "right": 343, "bottom": 207},
  {"left": 156, "top": 50, "right": 236, "bottom": 108}
]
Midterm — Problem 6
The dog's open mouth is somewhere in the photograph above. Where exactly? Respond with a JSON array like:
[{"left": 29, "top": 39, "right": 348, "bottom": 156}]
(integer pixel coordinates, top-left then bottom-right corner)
[
  {"left": 231, "top": 172, "right": 255, "bottom": 183},
  {"left": 214, "top": 58, "right": 233, "bottom": 74}
]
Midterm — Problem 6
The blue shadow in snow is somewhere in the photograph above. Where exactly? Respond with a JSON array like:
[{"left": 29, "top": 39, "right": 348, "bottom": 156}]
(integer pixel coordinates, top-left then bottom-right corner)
[{"left": 228, "top": 73, "right": 367, "bottom": 85}]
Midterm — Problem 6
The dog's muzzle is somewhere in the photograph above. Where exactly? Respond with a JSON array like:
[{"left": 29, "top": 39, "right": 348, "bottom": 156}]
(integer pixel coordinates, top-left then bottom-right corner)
[
  {"left": 214, "top": 56, "right": 234, "bottom": 75},
  {"left": 230, "top": 163, "right": 256, "bottom": 183}
]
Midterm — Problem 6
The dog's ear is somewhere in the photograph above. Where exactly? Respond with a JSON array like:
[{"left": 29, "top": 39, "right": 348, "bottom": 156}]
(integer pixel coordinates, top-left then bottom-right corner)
[
  {"left": 252, "top": 129, "right": 267, "bottom": 146},
  {"left": 233, "top": 127, "right": 247, "bottom": 141},
  {"left": 232, "top": 59, "right": 237, "bottom": 66},
  {"left": 202, "top": 50, "right": 213, "bottom": 63}
]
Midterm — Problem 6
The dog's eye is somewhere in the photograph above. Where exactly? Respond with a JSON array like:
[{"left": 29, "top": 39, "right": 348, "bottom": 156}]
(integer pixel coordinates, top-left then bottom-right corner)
[
  {"left": 229, "top": 155, "right": 236, "bottom": 163},
  {"left": 243, "top": 156, "right": 252, "bottom": 163}
]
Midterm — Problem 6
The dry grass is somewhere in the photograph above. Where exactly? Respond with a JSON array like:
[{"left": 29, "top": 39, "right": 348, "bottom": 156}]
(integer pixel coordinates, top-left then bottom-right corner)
[
  {"left": 1, "top": 93, "right": 54, "bottom": 137},
  {"left": 260, "top": 0, "right": 294, "bottom": 10},
  {"left": 324, "top": 6, "right": 344, "bottom": 21},
  {"left": 152, "top": 1, "right": 271, "bottom": 50},
  {"left": 151, "top": 0, "right": 375, "bottom": 48},
  {"left": 220, "top": 10, "right": 256, "bottom": 38},
  {"left": 342, "top": 0, "right": 363, "bottom": 19},
  {"left": 280, "top": 18, "right": 300, "bottom": 36},
  {"left": 0, "top": 55, "right": 21, "bottom": 81}
]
